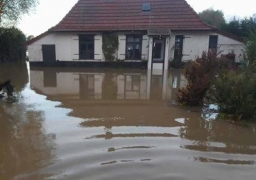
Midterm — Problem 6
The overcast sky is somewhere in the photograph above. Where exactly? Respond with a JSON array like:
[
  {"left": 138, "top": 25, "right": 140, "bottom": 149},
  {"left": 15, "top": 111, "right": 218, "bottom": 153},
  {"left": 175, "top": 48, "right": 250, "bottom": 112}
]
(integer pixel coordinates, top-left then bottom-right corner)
[{"left": 17, "top": 0, "right": 255, "bottom": 37}]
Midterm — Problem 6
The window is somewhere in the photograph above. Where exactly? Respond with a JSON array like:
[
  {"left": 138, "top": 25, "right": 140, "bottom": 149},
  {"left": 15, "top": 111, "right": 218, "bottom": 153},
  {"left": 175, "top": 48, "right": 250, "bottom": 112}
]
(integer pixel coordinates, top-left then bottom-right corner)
[
  {"left": 126, "top": 35, "right": 142, "bottom": 60},
  {"left": 142, "top": 3, "right": 151, "bottom": 11},
  {"left": 209, "top": 35, "right": 218, "bottom": 52},
  {"left": 79, "top": 35, "right": 94, "bottom": 59}
]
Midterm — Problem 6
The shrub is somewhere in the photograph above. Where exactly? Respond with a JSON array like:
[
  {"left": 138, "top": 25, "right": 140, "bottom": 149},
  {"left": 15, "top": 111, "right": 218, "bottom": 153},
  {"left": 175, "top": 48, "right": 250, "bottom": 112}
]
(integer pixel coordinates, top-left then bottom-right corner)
[
  {"left": 206, "top": 69, "right": 256, "bottom": 121},
  {"left": 0, "top": 27, "right": 26, "bottom": 62},
  {"left": 102, "top": 32, "right": 119, "bottom": 61},
  {"left": 244, "top": 30, "right": 256, "bottom": 67},
  {"left": 177, "top": 51, "right": 225, "bottom": 105}
]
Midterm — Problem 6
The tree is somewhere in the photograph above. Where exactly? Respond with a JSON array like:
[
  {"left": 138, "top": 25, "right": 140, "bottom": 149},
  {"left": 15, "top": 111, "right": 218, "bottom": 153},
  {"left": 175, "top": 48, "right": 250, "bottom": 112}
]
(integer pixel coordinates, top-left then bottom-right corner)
[
  {"left": 0, "top": 0, "right": 38, "bottom": 24},
  {"left": 222, "top": 16, "right": 256, "bottom": 38},
  {"left": 221, "top": 17, "right": 242, "bottom": 37},
  {"left": 0, "top": 27, "right": 26, "bottom": 62},
  {"left": 27, "top": 35, "right": 34, "bottom": 41},
  {"left": 244, "top": 30, "right": 256, "bottom": 66},
  {"left": 198, "top": 8, "right": 226, "bottom": 28}
]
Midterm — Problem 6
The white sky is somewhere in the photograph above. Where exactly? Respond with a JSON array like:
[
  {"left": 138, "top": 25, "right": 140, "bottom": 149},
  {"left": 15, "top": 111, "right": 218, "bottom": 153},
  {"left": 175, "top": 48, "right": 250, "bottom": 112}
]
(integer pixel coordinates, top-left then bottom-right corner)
[{"left": 17, "top": 0, "right": 256, "bottom": 37}]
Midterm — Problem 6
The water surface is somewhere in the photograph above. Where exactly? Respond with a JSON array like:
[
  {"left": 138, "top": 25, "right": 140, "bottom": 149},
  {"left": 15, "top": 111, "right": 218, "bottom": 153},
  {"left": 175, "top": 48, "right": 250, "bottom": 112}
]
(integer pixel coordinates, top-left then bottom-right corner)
[{"left": 0, "top": 64, "right": 256, "bottom": 180}]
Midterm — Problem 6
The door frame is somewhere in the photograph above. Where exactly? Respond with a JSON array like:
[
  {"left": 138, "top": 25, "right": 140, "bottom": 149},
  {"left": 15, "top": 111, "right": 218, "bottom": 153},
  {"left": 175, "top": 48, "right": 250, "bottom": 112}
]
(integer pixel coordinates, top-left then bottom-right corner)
[
  {"left": 42, "top": 44, "right": 56, "bottom": 63},
  {"left": 173, "top": 35, "right": 184, "bottom": 67},
  {"left": 151, "top": 37, "right": 166, "bottom": 70}
]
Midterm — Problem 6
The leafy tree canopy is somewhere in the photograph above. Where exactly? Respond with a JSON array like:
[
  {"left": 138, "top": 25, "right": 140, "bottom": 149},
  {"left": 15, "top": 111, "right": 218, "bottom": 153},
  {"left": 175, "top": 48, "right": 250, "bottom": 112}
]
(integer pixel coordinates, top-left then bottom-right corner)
[
  {"left": 198, "top": 8, "right": 226, "bottom": 28},
  {"left": 0, "top": 27, "right": 27, "bottom": 62},
  {"left": 222, "top": 16, "right": 256, "bottom": 38},
  {"left": 0, "top": 0, "right": 39, "bottom": 24}
]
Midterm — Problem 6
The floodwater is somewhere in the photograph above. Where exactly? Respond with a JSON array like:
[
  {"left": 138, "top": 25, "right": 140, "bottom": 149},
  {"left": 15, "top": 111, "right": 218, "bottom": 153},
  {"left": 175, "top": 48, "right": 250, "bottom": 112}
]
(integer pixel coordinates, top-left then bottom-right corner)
[{"left": 0, "top": 63, "right": 256, "bottom": 180}]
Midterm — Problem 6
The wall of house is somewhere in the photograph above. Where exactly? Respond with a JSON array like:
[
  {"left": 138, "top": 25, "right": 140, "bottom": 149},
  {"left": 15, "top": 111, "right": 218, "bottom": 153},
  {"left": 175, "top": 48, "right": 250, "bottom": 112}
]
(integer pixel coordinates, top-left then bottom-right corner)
[
  {"left": 28, "top": 33, "right": 104, "bottom": 62},
  {"left": 28, "top": 31, "right": 244, "bottom": 64},
  {"left": 168, "top": 32, "right": 245, "bottom": 63}
]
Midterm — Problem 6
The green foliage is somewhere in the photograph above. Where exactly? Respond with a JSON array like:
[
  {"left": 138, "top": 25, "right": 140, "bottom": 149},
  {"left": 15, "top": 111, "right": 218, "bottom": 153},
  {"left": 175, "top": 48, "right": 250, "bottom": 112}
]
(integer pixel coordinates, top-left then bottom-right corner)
[
  {"left": 198, "top": 8, "right": 226, "bottom": 28},
  {"left": 178, "top": 52, "right": 224, "bottom": 105},
  {"left": 244, "top": 30, "right": 256, "bottom": 66},
  {"left": 221, "top": 16, "right": 256, "bottom": 38},
  {"left": 206, "top": 69, "right": 256, "bottom": 121},
  {"left": 0, "top": 27, "right": 26, "bottom": 62},
  {"left": 102, "top": 32, "right": 119, "bottom": 61},
  {"left": 0, "top": 0, "right": 39, "bottom": 24}
]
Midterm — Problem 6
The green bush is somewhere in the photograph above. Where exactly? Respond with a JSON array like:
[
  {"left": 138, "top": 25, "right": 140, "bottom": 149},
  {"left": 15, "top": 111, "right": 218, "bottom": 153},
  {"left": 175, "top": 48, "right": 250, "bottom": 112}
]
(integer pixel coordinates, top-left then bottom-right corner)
[
  {"left": 0, "top": 27, "right": 26, "bottom": 62},
  {"left": 177, "top": 51, "right": 228, "bottom": 105},
  {"left": 206, "top": 69, "right": 256, "bottom": 121},
  {"left": 244, "top": 30, "right": 256, "bottom": 67},
  {"left": 102, "top": 32, "right": 119, "bottom": 61}
]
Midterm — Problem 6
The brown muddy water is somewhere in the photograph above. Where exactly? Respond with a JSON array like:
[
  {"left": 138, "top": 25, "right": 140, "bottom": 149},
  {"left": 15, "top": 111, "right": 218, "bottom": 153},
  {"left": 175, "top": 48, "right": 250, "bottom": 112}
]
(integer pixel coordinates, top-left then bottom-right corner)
[{"left": 0, "top": 63, "right": 256, "bottom": 180}]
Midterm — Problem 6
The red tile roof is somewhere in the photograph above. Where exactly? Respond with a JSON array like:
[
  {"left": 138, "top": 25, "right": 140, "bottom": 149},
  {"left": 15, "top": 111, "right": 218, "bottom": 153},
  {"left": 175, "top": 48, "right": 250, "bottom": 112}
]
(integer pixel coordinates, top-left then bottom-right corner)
[{"left": 51, "top": 0, "right": 214, "bottom": 32}]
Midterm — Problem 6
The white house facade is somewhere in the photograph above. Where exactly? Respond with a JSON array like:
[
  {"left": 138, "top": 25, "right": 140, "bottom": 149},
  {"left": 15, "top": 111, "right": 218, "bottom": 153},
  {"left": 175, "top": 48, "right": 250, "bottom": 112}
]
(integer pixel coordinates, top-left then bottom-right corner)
[{"left": 27, "top": 0, "right": 245, "bottom": 70}]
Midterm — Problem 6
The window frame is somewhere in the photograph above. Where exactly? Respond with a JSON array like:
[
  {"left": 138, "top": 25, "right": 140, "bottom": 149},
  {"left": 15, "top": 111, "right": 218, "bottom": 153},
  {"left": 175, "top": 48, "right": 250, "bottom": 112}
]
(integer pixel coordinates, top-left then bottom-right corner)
[
  {"left": 125, "top": 35, "right": 142, "bottom": 60},
  {"left": 209, "top": 35, "right": 218, "bottom": 53},
  {"left": 79, "top": 35, "right": 95, "bottom": 60}
]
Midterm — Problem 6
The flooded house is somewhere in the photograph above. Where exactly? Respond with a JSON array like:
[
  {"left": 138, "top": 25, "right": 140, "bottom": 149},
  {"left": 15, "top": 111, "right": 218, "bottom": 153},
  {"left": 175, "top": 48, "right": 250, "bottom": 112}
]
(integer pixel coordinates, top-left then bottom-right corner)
[{"left": 27, "top": 0, "right": 244, "bottom": 71}]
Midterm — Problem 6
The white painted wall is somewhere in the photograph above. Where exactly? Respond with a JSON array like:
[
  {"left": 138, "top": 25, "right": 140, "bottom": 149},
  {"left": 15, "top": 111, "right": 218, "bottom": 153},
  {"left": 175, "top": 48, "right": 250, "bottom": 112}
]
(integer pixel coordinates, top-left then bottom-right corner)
[
  {"left": 142, "top": 35, "right": 149, "bottom": 60},
  {"left": 94, "top": 35, "right": 103, "bottom": 61},
  {"left": 28, "top": 31, "right": 245, "bottom": 65},
  {"left": 118, "top": 34, "right": 126, "bottom": 60},
  {"left": 28, "top": 33, "right": 104, "bottom": 62},
  {"left": 168, "top": 31, "right": 245, "bottom": 63}
]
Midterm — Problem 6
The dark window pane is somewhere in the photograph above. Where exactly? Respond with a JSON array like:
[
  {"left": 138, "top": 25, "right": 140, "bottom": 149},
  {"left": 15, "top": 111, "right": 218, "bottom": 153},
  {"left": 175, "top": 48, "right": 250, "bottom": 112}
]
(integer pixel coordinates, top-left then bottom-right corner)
[
  {"left": 79, "top": 35, "right": 94, "bottom": 60},
  {"left": 126, "top": 35, "right": 142, "bottom": 60},
  {"left": 127, "top": 36, "right": 134, "bottom": 42},
  {"left": 134, "top": 37, "right": 140, "bottom": 42},
  {"left": 209, "top": 35, "right": 218, "bottom": 51}
]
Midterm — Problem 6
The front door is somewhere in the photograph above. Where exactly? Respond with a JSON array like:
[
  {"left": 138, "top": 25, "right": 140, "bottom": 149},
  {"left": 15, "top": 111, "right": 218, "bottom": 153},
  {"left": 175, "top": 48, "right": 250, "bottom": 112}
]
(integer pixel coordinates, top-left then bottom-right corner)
[
  {"left": 152, "top": 38, "right": 165, "bottom": 71},
  {"left": 153, "top": 38, "right": 165, "bottom": 62},
  {"left": 173, "top": 35, "right": 184, "bottom": 67},
  {"left": 42, "top": 45, "right": 56, "bottom": 63}
]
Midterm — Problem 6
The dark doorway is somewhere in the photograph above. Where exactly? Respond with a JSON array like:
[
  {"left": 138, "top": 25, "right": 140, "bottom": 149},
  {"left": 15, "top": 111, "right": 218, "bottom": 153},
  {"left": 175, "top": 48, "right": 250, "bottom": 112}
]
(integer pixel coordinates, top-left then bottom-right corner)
[
  {"left": 42, "top": 45, "right": 56, "bottom": 63},
  {"left": 173, "top": 35, "right": 184, "bottom": 67},
  {"left": 153, "top": 38, "right": 165, "bottom": 62}
]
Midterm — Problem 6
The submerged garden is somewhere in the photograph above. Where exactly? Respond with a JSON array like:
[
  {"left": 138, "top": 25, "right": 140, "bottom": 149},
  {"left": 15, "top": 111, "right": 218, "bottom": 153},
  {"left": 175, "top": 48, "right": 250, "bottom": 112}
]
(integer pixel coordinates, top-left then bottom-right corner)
[{"left": 177, "top": 31, "right": 256, "bottom": 122}]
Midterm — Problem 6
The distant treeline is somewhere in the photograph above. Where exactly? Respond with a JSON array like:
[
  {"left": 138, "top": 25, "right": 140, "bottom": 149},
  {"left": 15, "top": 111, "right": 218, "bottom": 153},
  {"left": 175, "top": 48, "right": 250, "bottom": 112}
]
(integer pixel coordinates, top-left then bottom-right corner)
[
  {"left": 198, "top": 9, "right": 256, "bottom": 38},
  {"left": 222, "top": 17, "right": 256, "bottom": 38},
  {"left": 0, "top": 27, "right": 26, "bottom": 63}
]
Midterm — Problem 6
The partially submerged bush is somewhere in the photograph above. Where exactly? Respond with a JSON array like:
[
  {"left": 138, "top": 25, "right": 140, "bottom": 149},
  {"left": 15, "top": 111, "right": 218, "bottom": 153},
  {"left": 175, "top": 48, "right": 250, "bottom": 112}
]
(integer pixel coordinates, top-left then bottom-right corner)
[
  {"left": 206, "top": 69, "right": 256, "bottom": 121},
  {"left": 177, "top": 51, "right": 226, "bottom": 105}
]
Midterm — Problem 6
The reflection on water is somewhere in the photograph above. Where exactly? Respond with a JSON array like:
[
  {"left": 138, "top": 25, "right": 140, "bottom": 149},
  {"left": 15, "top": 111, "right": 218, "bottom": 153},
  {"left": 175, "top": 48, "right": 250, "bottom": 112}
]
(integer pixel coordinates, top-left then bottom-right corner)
[
  {"left": 0, "top": 64, "right": 256, "bottom": 180},
  {"left": 0, "top": 63, "right": 55, "bottom": 180}
]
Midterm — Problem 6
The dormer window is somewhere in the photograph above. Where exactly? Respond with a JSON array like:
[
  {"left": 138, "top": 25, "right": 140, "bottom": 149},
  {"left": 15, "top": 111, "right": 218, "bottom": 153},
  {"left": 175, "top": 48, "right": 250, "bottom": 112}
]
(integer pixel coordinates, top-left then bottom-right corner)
[{"left": 142, "top": 3, "right": 151, "bottom": 11}]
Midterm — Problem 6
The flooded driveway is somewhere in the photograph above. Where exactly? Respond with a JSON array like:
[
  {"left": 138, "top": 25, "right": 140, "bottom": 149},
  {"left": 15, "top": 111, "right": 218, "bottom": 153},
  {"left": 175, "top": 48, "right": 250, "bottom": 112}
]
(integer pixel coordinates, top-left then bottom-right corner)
[{"left": 0, "top": 63, "right": 256, "bottom": 180}]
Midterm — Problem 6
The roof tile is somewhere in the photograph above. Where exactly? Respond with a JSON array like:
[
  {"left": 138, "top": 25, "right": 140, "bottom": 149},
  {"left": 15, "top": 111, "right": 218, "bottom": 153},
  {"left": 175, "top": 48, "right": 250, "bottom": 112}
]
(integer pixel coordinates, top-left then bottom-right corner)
[{"left": 51, "top": 0, "right": 214, "bottom": 32}]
